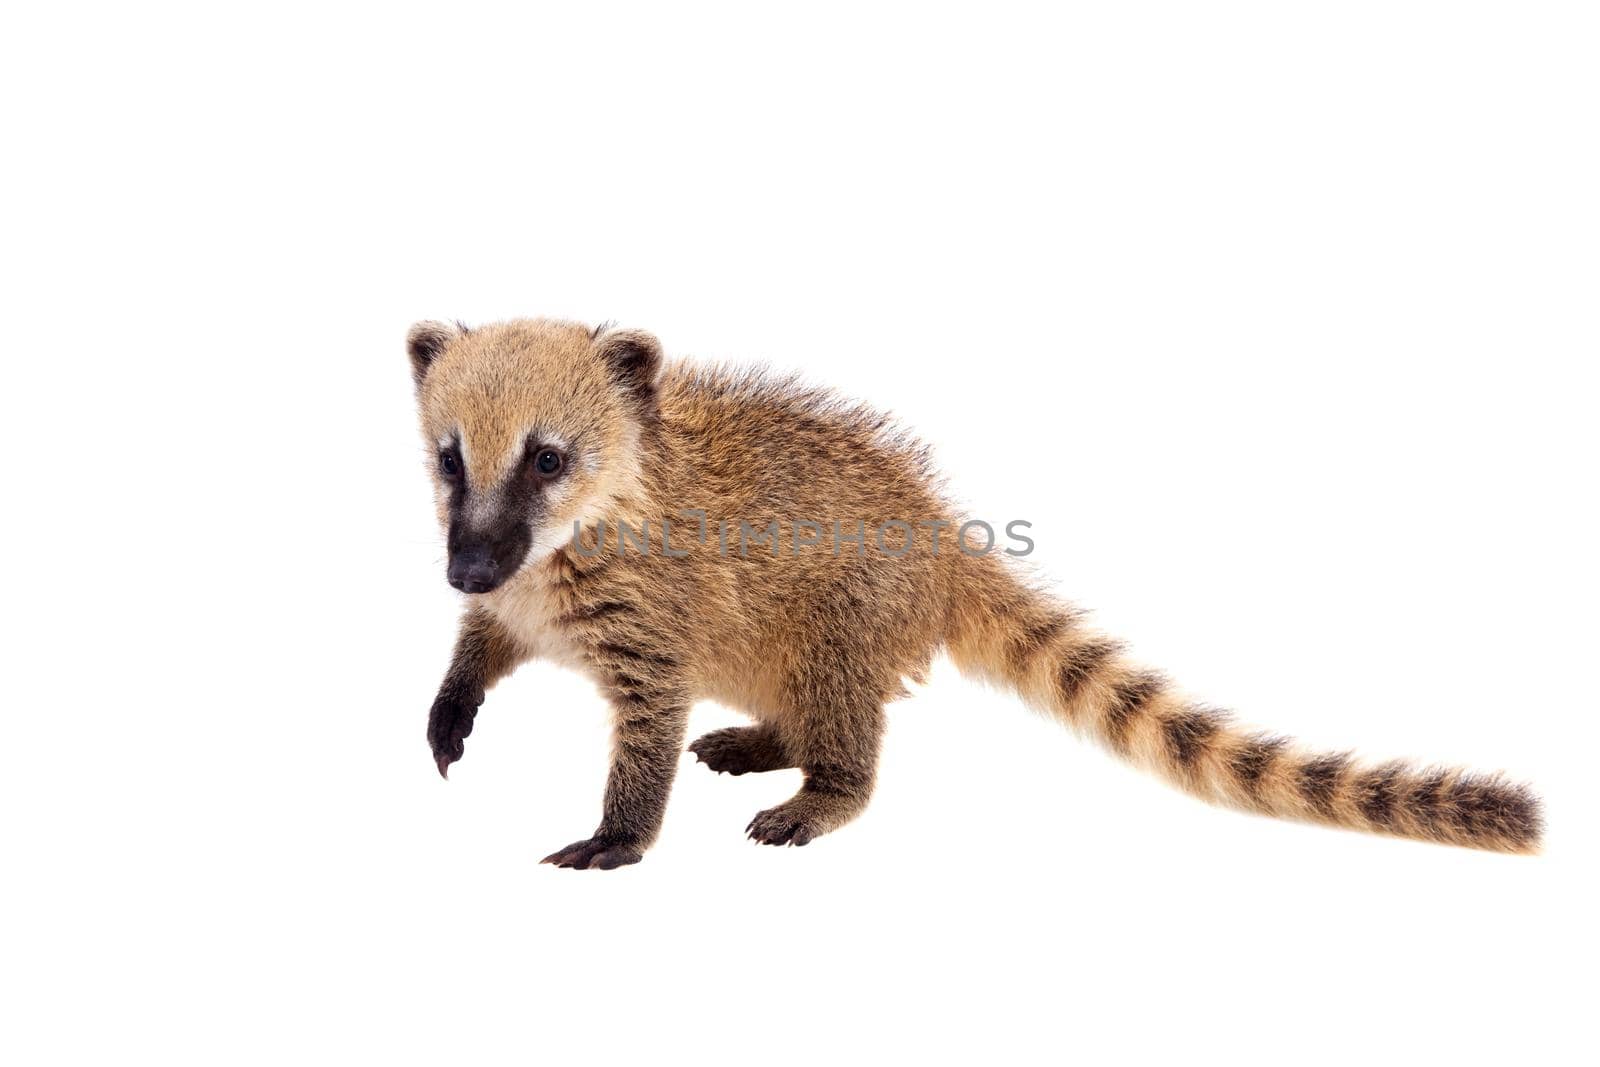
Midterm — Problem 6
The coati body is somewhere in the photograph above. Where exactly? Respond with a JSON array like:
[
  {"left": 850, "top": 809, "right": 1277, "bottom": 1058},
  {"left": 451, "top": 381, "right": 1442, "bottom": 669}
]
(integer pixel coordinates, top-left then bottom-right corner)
[{"left": 407, "top": 317, "right": 1541, "bottom": 868}]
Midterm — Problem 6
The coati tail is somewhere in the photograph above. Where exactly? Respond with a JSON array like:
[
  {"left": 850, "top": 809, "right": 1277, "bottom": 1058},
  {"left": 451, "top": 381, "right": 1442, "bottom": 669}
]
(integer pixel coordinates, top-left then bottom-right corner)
[{"left": 945, "top": 564, "right": 1542, "bottom": 854}]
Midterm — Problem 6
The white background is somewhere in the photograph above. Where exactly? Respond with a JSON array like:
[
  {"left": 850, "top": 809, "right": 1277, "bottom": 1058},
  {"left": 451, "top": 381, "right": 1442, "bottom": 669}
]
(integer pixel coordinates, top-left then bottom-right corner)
[{"left": 3, "top": 3, "right": 1596, "bottom": 1063}]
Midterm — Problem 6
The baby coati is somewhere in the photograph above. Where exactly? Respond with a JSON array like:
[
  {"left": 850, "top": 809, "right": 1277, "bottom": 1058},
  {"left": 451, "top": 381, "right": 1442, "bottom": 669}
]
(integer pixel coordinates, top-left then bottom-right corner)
[{"left": 407, "top": 317, "right": 1541, "bottom": 868}]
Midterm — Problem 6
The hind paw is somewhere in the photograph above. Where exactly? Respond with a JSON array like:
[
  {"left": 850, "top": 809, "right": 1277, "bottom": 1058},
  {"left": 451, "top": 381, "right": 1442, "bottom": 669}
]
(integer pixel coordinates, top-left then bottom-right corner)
[
  {"left": 689, "top": 727, "right": 791, "bottom": 776},
  {"left": 746, "top": 805, "right": 819, "bottom": 847}
]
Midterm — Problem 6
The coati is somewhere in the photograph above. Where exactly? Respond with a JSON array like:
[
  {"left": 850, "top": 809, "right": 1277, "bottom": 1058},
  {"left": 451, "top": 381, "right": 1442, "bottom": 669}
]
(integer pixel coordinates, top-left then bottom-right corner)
[{"left": 407, "top": 317, "right": 1541, "bottom": 868}]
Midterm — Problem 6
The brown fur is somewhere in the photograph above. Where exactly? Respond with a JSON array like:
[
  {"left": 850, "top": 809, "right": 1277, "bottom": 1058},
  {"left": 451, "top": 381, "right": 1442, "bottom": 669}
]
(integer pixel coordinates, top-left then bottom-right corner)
[{"left": 409, "top": 318, "right": 1542, "bottom": 866}]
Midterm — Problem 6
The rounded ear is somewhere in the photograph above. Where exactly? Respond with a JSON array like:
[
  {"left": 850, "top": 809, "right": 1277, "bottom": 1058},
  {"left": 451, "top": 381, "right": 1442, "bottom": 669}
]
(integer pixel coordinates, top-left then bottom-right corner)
[
  {"left": 594, "top": 327, "right": 663, "bottom": 399},
  {"left": 406, "top": 320, "right": 464, "bottom": 388}
]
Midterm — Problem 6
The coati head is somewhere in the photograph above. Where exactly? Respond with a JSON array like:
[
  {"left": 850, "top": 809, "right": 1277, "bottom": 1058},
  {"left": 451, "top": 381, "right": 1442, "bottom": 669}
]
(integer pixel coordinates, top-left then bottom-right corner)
[{"left": 407, "top": 318, "right": 662, "bottom": 595}]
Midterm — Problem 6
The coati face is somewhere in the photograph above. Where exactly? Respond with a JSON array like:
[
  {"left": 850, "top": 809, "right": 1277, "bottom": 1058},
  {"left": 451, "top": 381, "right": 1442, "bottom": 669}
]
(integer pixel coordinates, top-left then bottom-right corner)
[{"left": 407, "top": 318, "right": 661, "bottom": 595}]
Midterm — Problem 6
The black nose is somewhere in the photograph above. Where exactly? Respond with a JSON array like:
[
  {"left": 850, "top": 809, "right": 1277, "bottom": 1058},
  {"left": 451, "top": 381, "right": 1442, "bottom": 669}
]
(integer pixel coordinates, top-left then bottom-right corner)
[{"left": 447, "top": 546, "right": 500, "bottom": 594}]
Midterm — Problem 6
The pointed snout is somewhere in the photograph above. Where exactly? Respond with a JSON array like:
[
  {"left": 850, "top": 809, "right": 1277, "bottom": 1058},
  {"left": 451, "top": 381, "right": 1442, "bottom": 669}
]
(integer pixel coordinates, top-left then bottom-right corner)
[{"left": 447, "top": 544, "right": 502, "bottom": 594}]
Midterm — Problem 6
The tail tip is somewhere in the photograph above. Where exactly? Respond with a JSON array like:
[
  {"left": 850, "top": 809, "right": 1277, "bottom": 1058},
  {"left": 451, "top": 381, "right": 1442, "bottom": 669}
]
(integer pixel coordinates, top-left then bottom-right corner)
[{"left": 1455, "top": 774, "right": 1543, "bottom": 854}]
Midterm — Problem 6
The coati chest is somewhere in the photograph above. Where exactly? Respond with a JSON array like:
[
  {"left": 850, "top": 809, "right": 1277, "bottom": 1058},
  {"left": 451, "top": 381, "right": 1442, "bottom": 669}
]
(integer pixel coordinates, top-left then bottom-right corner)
[{"left": 478, "top": 570, "right": 590, "bottom": 671}]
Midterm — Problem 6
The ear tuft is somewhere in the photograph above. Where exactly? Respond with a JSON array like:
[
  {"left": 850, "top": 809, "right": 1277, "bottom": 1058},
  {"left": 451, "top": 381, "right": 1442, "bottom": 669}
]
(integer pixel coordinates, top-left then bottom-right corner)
[
  {"left": 406, "top": 320, "right": 464, "bottom": 387},
  {"left": 594, "top": 327, "right": 663, "bottom": 400}
]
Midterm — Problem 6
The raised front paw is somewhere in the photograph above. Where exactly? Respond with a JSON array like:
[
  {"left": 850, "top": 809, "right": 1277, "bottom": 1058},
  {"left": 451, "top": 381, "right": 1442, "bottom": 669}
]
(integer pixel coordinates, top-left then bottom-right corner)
[
  {"left": 427, "top": 695, "right": 478, "bottom": 779},
  {"left": 540, "top": 836, "right": 644, "bottom": 871}
]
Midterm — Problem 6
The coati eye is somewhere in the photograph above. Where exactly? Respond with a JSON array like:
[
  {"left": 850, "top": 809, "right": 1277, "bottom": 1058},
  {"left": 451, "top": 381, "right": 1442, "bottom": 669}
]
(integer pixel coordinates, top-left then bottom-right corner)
[
  {"left": 534, "top": 448, "right": 564, "bottom": 478},
  {"left": 439, "top": 451, "right": 460, "bottom": 478}
]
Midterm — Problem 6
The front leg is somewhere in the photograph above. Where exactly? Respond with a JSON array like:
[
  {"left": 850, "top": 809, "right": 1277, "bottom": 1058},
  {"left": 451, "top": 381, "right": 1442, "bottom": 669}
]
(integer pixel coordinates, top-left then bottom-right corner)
[
  {"left": 542, "top": 648, "right": 690, "bottom": 870},
  {"left": 428, "top": 608, "right": 524, "bottom": 778}
]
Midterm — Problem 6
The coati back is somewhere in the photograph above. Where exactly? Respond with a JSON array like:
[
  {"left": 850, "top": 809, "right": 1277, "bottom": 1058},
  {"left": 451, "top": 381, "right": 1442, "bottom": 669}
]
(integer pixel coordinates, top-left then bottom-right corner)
[{"left": 407, "top": 317, "right": 1541, "bottom": 868}]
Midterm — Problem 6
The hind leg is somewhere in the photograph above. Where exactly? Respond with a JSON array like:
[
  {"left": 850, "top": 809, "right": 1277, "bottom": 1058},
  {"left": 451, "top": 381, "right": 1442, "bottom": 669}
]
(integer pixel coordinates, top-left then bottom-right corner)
[
  {"left": 746, "top": 701, "right": 884, "bottom": 847},
  {"left": 689, "top": 724, "right": 794, "bottom": 775},
  {"left": 742, "top": 554, "right": 939, "bottom": 847}
]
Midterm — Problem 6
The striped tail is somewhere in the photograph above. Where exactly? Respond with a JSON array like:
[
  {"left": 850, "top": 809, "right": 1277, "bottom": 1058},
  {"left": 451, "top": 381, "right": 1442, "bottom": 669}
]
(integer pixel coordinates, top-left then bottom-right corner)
[{"left": 945, "top": 565, "right": 1542, "bottom": 854}]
